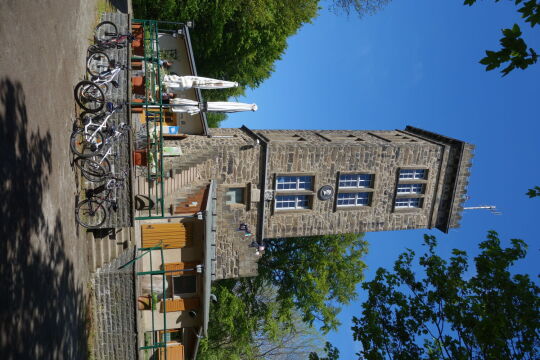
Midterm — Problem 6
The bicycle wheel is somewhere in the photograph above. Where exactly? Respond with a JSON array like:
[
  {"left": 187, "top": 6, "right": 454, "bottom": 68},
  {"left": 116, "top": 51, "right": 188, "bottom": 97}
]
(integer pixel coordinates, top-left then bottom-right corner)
[
  {"left": 70, "top": 127, "right": 105, "bottom": 157},
  {"left": 74, "top": 80, "right": 105, "bottom": 113},
  {"left": 75, "top": 156, "right": 111, "bottom": 182},
  {"left": 86, "top": 51, "right": 110, "bottom": 77},
  {"left": 95, "top": 21, "right": 118, "bottom": 42},
  {"left": 76, "top": 199, "right": 106, "bottom": 228}
]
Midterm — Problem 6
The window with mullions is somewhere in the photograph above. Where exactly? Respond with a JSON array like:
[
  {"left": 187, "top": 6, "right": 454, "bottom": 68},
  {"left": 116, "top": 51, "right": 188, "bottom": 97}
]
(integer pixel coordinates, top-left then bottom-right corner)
[
  {"left": 337, "top": 192, "right": 371, "bottom": 207},
  {"left": 395, "top": 198, "right": 422, "bottom": 208},
  {"left": 397, "top": 183, "right": 424, "bottom": 194},
  {"left": 276, "top": 176, "right": 313, "bottom": 191},
  {"left": 338, "top": 174, "right": 373, "bottom": 188},
  {"left": 275, "top": 195, "right": 310, "bottom": 210},
  {"left": 399, "top": 169, "right": 426, "bottom": 180}
]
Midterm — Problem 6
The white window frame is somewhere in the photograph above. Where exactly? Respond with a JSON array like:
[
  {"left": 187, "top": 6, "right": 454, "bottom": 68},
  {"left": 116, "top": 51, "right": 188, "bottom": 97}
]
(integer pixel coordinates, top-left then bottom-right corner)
[
  {"left": 396, "top": 183, "right": 424, "bottom": 194},
  {"left": 336, "top": 192, "right": 370, "bottom": 207},
  {"left": 338, "top": 174, "right": 373, "bottom": 189},
  {"left": 399, "top": 169, "right": 426, "bottom": 180},
  {"left": 276, "top": 176, "right": 313, "bottom": 191},
  {"left": 275, "top": 195, "right": 310, "bottom": 210},
  {"left": 395, "top": 198, "right": 422, "bottom": 208}
]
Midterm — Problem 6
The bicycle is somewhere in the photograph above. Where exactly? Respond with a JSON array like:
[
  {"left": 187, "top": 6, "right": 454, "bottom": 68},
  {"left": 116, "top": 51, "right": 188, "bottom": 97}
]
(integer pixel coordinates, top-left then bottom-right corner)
[
  {"left": 75, "top": 173, "right": 127, "bottom": 228},
  {"left": 74, "top": 62, "right": 125, "bottom": 112},
  {"left": 74, "top": 123, "right": 129, "bottom": 182},
  {"left": 90, "top": 21, "right": 134, "bottom": 53},
  {"left": 70, "top": 102, "right": 126, "bottom": 157}
]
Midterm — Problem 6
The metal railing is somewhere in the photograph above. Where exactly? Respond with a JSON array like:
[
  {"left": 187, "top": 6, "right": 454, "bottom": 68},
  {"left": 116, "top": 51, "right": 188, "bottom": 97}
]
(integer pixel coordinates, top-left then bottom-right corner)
[{"left": 132, "top": 19, "right": 165, "bottom": 220}]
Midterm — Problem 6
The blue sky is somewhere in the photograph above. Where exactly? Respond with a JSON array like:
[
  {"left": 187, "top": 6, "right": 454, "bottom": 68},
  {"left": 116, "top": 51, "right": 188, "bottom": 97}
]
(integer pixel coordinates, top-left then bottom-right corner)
[{"left": 222, "top": 0, "right": 540, "bottom": 357}]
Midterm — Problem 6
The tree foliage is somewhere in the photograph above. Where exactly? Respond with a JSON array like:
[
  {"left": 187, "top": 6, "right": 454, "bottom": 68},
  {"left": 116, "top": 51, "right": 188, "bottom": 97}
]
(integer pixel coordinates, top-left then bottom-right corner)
[
  {"left": 330, "top": 0, "right": 391, "bottom": 17},
  {"left": 526, "top": 185, "right": 540, "bottom": 198},
  {"left": 258, "top": 233, "right": 368, "bottom": 334},
  {"left": 133, "top": 0, "right": 319, "bottom": 100},
  {"left": 199, "top": 233, "right": 367, "bottom": 359},
  {"left": 199, "top": 281, "right": 326, "bottom": 360},
  {"left": 132, "top": 0, "right": 380, "bottom": 126},
  {"left": 463, "top": 0, "right": 539, "bottom": 75},
  {"left": 309, "top": 342, "right": 341, "bottom": 360},
  {"left": 352, "top": 231, "right": 540, "bottom": 360}
]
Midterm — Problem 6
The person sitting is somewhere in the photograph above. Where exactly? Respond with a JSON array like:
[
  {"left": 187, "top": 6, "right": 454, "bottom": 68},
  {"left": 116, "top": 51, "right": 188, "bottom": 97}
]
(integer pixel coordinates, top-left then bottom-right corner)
[{"left": 161, "top": 92, "right": 176, "bottom": 104}]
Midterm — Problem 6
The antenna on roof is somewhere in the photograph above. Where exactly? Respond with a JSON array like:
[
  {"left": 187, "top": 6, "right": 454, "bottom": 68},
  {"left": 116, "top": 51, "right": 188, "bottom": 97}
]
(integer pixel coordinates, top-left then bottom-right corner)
[{"left": 463, "top": 205, "right": 502, "bottom": 215}]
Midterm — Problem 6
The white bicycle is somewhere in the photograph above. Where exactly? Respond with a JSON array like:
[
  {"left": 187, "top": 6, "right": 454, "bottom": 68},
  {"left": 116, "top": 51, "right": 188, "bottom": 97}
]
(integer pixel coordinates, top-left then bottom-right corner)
[
  {"left": 70, "top": 102, "right": 127, "bottom": 158},
  {"left": 74, "top": 61, "right": 126, "bottom": 113}
]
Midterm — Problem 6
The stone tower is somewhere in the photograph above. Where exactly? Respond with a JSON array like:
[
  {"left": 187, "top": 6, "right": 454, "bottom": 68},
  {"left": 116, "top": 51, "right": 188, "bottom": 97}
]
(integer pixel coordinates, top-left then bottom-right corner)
[{"left": 166, "top": 126, "right": 474, "bottom": 279}]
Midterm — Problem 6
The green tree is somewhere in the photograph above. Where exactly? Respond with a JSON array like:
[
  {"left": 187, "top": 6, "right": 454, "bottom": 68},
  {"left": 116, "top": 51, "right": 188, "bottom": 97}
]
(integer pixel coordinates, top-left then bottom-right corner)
[
  {"left": 526, "top": 185, "right": 540, "bottom": 198},
  {"left": 258, "top": 233, "right": 368, "bottom": 333},
  {"left": 133, "top": 0, "right": 319, "bottom": 126},
  {"left": 133, "top": 0, "right": 319, "bottom": 97},
  {"left": 466, "top": 0, "right": 539, "bottom": 76},
  {"left": 198, "top": 283, "right": 256, "bottom": 360},
  {"left": 352, "top": 231, "right": 540, "bottom": 360},
  {"left": 199, "top": 282, "right": 327, "bottom": 360},
  {"left": 330, "top": 0, "right": 391, "bottom": 17},
  {"left": 309, "top": 342, "right": 341, "bottom": 360}
]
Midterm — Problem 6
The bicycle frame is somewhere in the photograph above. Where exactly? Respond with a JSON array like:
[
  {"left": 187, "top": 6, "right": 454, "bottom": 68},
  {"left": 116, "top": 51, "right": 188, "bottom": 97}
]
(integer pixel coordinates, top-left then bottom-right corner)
[
  {"left": 81, "top": 103, "right": 123, "bottom": 148},
  {"left": 92, "top": 65, "right": 124, "bottom": 92},
  {"left": 97, "top": 33, "right": 134, "bottom": 47}
]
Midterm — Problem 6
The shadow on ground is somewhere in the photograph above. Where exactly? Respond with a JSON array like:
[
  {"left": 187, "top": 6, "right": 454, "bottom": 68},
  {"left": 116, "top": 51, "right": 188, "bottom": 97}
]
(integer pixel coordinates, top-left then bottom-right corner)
[{"left": 0, "top": 78, "right": 86, "bottom": 360}]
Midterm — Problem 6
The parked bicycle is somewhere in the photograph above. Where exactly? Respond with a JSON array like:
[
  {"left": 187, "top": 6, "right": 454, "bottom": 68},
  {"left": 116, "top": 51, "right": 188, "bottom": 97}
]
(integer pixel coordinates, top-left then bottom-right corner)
[
  {"left": 70, "top": 102, "right": 126, "bottom": 157},
  {"left": 74, "top": 62, "right": 126, "bottom": 112},
  {"left": 75, "top": 172, "right": 127, "bottom": 228},
  {"left": 74, "top": 123, "right": 129, "bottom": 182},
  {"left": 89, "top": 21, "right": 134, "bottom": 53}
]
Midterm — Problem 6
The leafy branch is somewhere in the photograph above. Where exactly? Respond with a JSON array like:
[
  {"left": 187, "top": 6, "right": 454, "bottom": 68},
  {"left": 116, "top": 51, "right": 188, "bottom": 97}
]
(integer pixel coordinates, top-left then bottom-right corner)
[{"left": 466, "top": 0, "right": 540, "bottom": 75}]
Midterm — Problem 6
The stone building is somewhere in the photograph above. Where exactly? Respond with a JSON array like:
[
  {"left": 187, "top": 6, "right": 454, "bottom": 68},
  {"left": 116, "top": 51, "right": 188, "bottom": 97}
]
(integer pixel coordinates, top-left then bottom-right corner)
[{"left": 163, "top": 125, "right": 474, "bottom": 280}]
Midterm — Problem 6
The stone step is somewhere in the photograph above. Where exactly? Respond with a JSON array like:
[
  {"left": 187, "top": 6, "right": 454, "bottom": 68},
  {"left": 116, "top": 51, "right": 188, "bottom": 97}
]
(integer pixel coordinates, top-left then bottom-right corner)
[
  {"left": 87, "top": 230, "right": 96, "bottom": 273},
  {"left": 110, "top": 230, "right": 118, "bottom": 260},
  {"left": 102, "top": 231, "right": 111, "bottom": 266},
  {"left": 94, "top": 231, "right": 103, "bottom": 271}
]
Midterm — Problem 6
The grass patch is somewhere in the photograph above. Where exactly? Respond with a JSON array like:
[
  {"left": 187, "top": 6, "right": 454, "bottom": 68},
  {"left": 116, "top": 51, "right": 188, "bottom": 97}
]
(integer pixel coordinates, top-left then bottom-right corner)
[{"left": 96, "top": 0, "right": 116, "bottom": 19}]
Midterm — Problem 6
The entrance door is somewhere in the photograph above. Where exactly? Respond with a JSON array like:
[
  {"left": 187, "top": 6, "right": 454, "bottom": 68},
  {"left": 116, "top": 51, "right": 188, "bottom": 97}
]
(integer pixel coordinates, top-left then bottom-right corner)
[{"left": 141, "top": 223, "right": 193, "bottom": 248}]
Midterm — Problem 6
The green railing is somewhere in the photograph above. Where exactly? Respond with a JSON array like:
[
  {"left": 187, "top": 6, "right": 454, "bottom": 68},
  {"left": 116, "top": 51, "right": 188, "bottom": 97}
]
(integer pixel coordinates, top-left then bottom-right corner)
[
  {"left": 121, "top": 244, "right": 168, "bottom": 359},
  {"left": 120, "top": 243, "right": 201, "bottom": 359},
  {"left": 132, "top": 19, "right": 165, "bottom": 220}
]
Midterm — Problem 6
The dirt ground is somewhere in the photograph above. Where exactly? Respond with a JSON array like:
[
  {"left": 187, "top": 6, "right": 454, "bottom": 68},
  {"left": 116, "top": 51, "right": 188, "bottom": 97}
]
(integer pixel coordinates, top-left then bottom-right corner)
[{"left": 0, "top": 0, "right": 100, "bottom": 359}]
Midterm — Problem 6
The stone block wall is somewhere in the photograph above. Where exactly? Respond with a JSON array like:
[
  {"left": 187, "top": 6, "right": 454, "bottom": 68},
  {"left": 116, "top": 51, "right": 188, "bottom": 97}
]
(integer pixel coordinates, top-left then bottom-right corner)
[
  {"left": 164, "top": 129, "right": 263, "bottom": 279},
  {"left": 161, "top": 127, "right": 473, "bottom": 279},
  {"left": 256, "top": 129, "right": 447, "bottom": 238}
]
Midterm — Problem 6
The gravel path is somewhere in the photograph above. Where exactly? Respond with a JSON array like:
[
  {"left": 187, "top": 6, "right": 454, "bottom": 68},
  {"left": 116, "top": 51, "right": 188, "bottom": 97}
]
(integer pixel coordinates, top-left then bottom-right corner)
[{"left": 0, "top": 1, "right": 99, "bottom": 359}]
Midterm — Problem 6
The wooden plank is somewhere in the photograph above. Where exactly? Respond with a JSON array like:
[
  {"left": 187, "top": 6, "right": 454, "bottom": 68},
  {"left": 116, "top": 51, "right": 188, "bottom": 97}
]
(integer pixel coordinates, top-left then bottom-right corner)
[
  {"left": 141, "top": 223, "right": 193, "bottom": 248},
  {"left": 163, "top": 262, "right": 199, "bottom": 273},
  {"left": 161, "top": 297, "right": 200, "bottom": 312},
  {"left": 158, "top": 344, "right": 184, "bottom": 360}
]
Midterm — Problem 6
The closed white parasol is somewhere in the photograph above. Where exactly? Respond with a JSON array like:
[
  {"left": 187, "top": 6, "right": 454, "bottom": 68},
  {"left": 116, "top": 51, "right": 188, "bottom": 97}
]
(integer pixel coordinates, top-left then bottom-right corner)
[
  {"left": 164, "top": 75, "right": 238, "bottom": 90},
  {"left": 170, "top": 98, "right": 258, "bottom": 114}
]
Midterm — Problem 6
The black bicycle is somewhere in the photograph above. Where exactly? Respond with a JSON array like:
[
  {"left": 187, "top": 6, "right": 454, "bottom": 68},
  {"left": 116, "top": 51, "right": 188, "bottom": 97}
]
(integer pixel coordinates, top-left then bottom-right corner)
[
  {"left": 89, "top": 21, "right": 135, "bottom": 53},
  {"left": 75, "top": 174, "right": 126, "bottom": 229}
]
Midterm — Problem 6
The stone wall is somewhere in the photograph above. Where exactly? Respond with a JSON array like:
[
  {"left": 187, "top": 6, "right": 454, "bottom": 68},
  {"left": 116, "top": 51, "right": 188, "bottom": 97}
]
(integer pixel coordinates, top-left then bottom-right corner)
[
  {"left": 162, "top": 127, "right": 473, "bottom": 279},
  {"left": 164, "top": 128, "right": 263, "bottom": 279},
  {"left": 91, "top": 247, "right": 136, "bottom": 360},
  {"left": 257, "top": 129, "right": 447, "bottom": 237}
]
